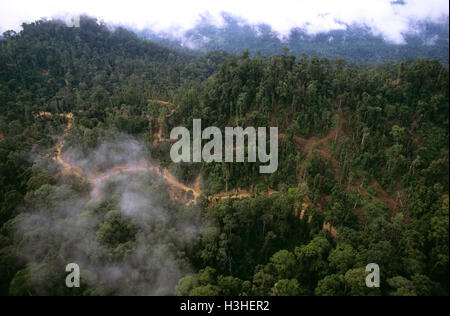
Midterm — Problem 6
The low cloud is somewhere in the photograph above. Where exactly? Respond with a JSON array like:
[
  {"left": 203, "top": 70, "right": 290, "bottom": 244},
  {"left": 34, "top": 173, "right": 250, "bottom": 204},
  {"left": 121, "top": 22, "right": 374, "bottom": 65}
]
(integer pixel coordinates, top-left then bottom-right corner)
[
  {"left": 0, "top": 0, "right": 448, "bottom": 44},
  {"left": 14, "top": 133, "right": 204, "bottom": 295}
]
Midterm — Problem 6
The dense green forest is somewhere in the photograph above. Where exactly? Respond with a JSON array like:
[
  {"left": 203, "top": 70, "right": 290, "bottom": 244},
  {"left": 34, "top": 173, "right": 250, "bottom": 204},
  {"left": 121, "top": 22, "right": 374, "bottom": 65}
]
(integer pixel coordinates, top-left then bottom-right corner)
[
  {"left": 139, "top": 14, "right": 450, "bottom": 64},
  {"left": 0, "top": 17, "right": 448, "bottom": 296}
]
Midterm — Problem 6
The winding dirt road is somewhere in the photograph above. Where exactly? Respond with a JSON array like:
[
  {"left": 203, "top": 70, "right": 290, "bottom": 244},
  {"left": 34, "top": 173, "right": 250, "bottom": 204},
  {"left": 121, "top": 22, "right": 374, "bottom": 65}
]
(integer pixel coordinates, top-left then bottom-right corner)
[
  {"left": 42, "top": 102, "right": 397, "bottom": 237},
  {"left": 43, "top": 111, "right": 202, "bottom": 205}
]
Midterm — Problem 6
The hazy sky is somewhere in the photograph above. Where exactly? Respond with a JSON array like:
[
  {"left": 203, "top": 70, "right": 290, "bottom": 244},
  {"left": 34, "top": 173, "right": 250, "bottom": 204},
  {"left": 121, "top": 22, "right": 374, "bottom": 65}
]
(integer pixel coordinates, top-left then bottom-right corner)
[{"left": 0, "top": 0, "right": 448, "bottom": 43}]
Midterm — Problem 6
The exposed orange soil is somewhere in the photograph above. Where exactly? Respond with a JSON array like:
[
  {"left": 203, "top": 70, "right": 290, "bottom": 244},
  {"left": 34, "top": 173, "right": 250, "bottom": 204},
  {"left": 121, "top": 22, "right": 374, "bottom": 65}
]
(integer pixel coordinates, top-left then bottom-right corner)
[
  {"left": 148, "top": 99, "right": 170, "bottom": 105},
  {"left": 50, "top": 113, "right": 84, "bottom": 179},
  {"left": 158, "top": 169, "right": 201, "bottom": 205},
  {"left": 299, "top": 203, "right": 312, "bottom": 222},
  {"left": 88, "top": 159, "right": 201, "bottom": 205},
  {"left": 150, "top": 101, "right": 177, "bottom": 146},
  {"left": 208, "top": 188, "right": 278, "bottom": 201},
  {"left": 153, "top": 117, "right": 178, "bottom": 146},
  {"left": 45, "top": 102, "right": 397, "bottom": 239},
  {"left": 323, "top": 222, "right": 338, "bottom": 238},
  {"left": 295, "top": 112, "right": 346, "bottom": 180},
  {"left": 45, "top": 110, "right": 201, "bottom": 206},
  {"left": 346, "top": 178, "right": 399, "bottom": 214}
]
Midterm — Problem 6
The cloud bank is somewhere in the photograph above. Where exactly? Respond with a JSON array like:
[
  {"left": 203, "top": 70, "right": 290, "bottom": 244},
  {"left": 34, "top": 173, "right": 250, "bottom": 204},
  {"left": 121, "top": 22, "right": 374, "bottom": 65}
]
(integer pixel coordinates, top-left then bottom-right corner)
[{"left": 0, "top": 0, "right": 449, "bottom": 43}]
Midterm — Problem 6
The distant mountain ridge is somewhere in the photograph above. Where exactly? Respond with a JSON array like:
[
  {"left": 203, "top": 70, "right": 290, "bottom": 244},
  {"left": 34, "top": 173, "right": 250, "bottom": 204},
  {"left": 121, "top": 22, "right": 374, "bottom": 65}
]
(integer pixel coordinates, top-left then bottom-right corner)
[{"left": 135, "top": 14, "right": 449, "bottom": 64}]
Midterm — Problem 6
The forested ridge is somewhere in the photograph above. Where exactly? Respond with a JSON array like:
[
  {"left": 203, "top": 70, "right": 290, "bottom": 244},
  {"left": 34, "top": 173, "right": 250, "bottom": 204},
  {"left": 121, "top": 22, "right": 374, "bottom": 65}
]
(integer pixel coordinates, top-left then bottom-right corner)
[
  {"left": 140, "top": 13, "right": 450, "bottom": 64},
  {"left": 0, "top": 17, "right": 448, "bottom": 296}
]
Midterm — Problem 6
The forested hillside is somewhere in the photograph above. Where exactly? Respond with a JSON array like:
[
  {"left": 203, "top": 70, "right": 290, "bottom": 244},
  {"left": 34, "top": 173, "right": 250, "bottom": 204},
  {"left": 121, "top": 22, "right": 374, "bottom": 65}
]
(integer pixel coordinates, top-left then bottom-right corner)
[
  {"left": 0, "top": 17, "right": 448, "bottom": 296},
  {"left": 139, "top": 14, "right": 450, "bottom": 64}
]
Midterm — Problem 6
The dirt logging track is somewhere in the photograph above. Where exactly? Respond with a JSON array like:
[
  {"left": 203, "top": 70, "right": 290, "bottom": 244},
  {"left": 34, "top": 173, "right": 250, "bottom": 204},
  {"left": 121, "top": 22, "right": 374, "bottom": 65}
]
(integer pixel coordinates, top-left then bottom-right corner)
[{"left": 37, "top": 101, "right": 401, "bottom": 238}]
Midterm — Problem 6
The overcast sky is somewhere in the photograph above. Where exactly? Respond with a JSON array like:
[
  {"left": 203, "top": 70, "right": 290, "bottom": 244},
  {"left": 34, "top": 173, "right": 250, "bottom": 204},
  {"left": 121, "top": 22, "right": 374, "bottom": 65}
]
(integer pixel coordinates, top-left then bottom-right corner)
[{"left": 0, "top": 0, "right": 448, "bottom": 43}]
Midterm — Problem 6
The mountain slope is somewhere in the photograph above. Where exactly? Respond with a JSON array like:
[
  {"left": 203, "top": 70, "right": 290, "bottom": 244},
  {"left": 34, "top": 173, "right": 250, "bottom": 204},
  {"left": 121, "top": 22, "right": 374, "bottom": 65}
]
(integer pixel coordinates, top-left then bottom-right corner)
[
  {"left": 0, "top": 18, "right": 448, "bottom": 296},
  {"left": 138, "top": 14, "right": 450, "bottom": 64}
]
